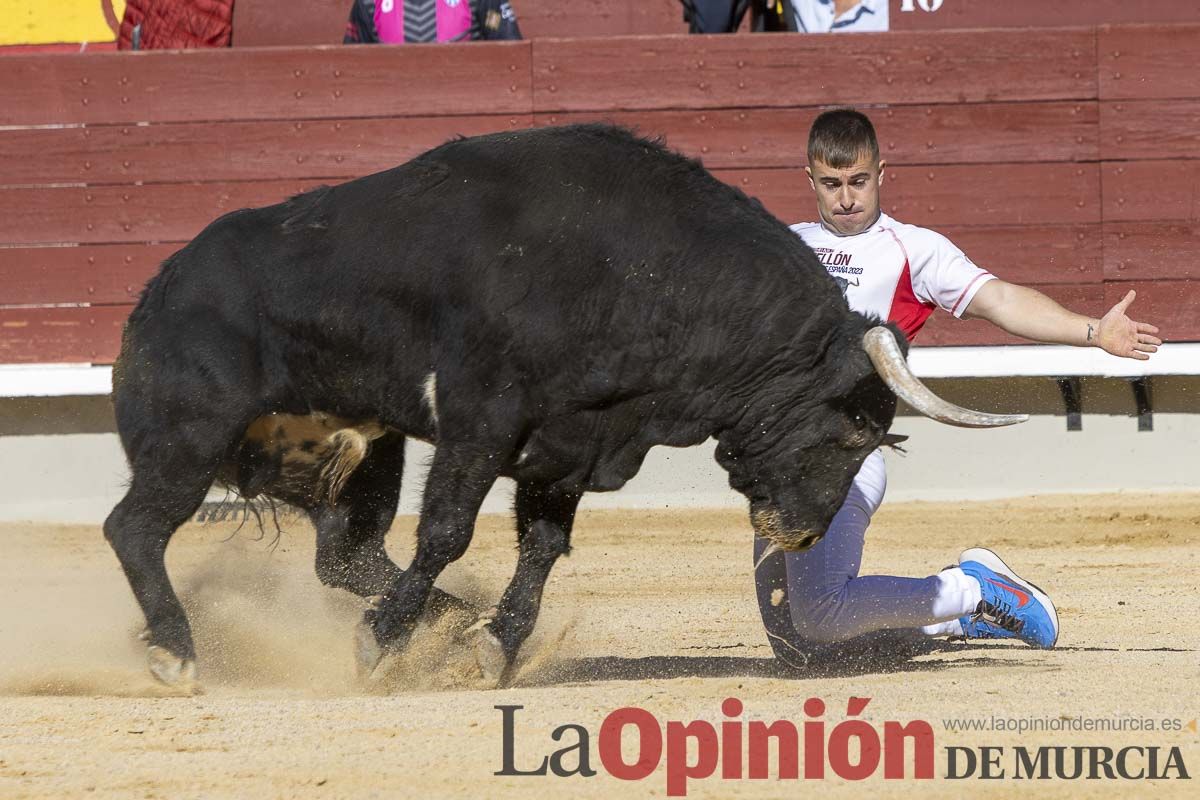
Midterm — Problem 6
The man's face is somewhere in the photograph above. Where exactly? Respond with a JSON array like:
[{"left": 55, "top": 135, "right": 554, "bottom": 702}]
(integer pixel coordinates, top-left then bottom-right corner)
[{"left": 806, "top": 153, "right": 886, "bottom": 236}]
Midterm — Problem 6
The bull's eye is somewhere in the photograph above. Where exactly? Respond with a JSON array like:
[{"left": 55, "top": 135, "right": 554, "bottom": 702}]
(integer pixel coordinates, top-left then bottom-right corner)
[{"left": 842, "top": 412, "right": 873, "bottom": 448}]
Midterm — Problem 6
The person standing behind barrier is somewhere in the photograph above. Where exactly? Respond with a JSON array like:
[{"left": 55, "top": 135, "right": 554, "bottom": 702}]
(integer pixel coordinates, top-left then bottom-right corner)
[
  {"left": 682, "top": 0, "right": 888, "bottom": 33},
  {"left": 343, "top": 0, "right": 521, "bottom": 44},
  {"left": 792, "top": 0, "right": 888, "bottom": 32},
  {"left": 119, "top": 0, "right": 235, "bottom": 49}
]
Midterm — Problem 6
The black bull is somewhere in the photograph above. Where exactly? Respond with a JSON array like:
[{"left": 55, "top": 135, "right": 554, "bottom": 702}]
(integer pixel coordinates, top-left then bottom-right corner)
[{"left": 105, "top": 124, "right": 1017, "bottom": 689}]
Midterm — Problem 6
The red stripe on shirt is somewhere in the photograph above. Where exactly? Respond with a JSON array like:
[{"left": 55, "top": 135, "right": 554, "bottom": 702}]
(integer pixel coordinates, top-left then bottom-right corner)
[{"left": 950, "top": 272, "right": 991, "bottom": 316}]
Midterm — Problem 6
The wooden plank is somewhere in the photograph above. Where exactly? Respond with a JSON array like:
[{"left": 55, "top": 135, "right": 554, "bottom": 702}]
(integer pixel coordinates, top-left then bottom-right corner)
[
  {"left": 0, "top": 180, "right": 317, "bottom": 246},
  {"left": 0, "top": 165, "right": 1098, "bottom": 266},
  {"left": 916, "top": 283, "right": 1108, "bottom": 347},
  {"left": 524, "top": 0, "right": 683, "bottom": 37},
  {"left": 536, "top": 101, "right": 1098, "bottom": 168},
  {"left": 0, "top": 43, "right": 533, "bottom": 126},
  {"left": 232, "top": 0, "right": 347, "bottom": 47},
  {"left": 631, "top": 0, "right": 687, "bottom": 36},
  {"left": 713, "top": 163, "right": 1100, "bottom": 228},
  {"left": 1104, "top": 222, "right": 1200, "bottom": 281},
  {"left": 1099, "top": 24, "right": 1200, "bottom": 100},
  {"left": 0, "top": 224, "right": 1098, "bottom": 309},
  {"left": 1099, "top": 100, "right": 1200, "bottom": 160},
  {"left": 0, "top": 244, "right": 177, "bottom": 306},
  {"left": 892, "top": 1, "right": 1200, "bottom": 31},
  {"left": 0, "top": 100, "right": 1092, "bottom": 188},
  {"left": 0, "top": 305, "right": 129, "bottom": 364},
  {"left": 0, "top": 43, "right": 118, "bottom": 56},
  {"left": 941, "top": 225, "right": 1102, "bottom": 285},
  {"left": 520, "top": 0, "right": 635, "bottom": 38},
  {"left": 532, "top": 28, "right": 1097, "bottom": 112},
  {"left": 1102, "top": 161, "right": 1200, "bottom": 222},
  {"left": 0, "top": 163, "right": 1096, "bottom": 248},
  {"left": 1104, "top": 280, "right": 1200, "bottom": 342},
  {"left": 0, "top": 115, "right": 532, "bottom": 187},
  {"left": 711, "top": 168, "right": 808, "bottom": 221}
]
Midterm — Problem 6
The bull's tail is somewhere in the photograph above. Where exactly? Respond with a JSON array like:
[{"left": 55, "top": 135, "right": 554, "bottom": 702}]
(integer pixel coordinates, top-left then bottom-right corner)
[
  {"left": 316, "top": 428, "right": 374, "bottom": 505},
  {"left": 224, "top": 413, "right": 387, "bottom": 509}
]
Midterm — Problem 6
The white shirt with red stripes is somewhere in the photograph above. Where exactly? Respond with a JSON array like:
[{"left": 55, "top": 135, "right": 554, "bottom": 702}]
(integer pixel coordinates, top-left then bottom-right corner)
[{"left": 790, "top": 213, "right": 995, "bottom": 342}]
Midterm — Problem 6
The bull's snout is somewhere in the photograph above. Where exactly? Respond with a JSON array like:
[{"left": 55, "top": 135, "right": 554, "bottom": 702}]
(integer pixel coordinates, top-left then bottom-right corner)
[{"left": 750, "top": 506, "right": 825, "bottom": 552}]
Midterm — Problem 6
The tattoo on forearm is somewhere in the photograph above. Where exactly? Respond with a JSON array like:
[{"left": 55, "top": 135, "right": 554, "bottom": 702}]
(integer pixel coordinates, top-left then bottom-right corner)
[{"left": 1087, "top": 323, "right": 1095, "bottom": 342}]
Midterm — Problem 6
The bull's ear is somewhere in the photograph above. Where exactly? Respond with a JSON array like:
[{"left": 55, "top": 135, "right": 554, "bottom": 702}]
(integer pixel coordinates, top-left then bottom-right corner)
[{"left": 881, "top": 433, "right": 909, "bottom": 449}]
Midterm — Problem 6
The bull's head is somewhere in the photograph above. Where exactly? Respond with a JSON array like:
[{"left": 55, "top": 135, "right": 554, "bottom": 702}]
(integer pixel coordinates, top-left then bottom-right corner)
[{"left": 719, "top": 323, "right": 1024, "bottom": 553}]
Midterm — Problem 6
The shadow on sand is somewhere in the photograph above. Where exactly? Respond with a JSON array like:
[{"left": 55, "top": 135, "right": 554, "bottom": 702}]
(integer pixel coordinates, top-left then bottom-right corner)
[{"left": 516, "top": 636, "right": 1023, "bottom": 687}]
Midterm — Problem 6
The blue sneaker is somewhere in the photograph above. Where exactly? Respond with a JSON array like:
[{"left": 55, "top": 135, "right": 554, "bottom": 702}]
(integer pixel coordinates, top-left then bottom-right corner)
[{"left": 957, "top": 548, "right": 1059, "bottom": 648}]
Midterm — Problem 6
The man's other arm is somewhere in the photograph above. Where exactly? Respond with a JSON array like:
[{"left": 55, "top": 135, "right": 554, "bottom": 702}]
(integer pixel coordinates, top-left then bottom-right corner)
[{"left": 961, "top": 280, "right": 1162, "bottom": 360}]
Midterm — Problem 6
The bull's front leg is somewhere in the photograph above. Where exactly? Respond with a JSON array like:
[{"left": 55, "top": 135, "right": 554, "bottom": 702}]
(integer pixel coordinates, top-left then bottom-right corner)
[
  {"left": 355, "top": 441, "right": 502, "bottom": 678},
  {"left": 471, "top": 481, "right": 581, "bottom": 687}
]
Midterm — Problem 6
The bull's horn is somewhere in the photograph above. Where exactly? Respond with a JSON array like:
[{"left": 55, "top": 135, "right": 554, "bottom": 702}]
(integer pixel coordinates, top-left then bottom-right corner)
[{"left": 862, "top": 327, "right": 1028, "bottom": 428}]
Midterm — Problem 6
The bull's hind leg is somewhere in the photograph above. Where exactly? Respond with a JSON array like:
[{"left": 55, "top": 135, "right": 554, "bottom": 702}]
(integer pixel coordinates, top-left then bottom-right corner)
[
  {"left": 355, "top": 441, "right": 502, "bottom": 678},
  {"left": 471, "top": 481, "right": 581, "bottom": 686},
  {"left": 311, "top": 432, "right": 406, "bottom": 597},
  {"left": 104, "top": 421, "right": 238, "bottom": 692},
  {"left": 310, "top": 432, "right": 475, "bottom": 617}
]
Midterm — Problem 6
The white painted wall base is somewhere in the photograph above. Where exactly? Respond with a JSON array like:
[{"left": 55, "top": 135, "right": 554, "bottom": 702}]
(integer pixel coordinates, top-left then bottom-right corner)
[{"left": 2, "top": 411, "right": 1197, "bottom": 524}]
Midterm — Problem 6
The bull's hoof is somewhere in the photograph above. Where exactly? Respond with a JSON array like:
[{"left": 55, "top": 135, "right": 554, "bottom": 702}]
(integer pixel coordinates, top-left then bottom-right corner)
[
  {"left": 465, "top": 616, "right": 510, "bottom": 689},
  {"left": 146, "top": 646, "right": 202, "bottom": 695},
  {"left": 355, "top": 617, "right": 385, "bottom": 680}
]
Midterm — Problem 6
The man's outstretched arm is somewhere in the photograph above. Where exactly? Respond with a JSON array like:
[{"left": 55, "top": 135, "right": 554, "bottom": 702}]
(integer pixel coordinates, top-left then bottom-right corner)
[{"left": 961, "top": 280, "right": 1163, "bottom": 360}]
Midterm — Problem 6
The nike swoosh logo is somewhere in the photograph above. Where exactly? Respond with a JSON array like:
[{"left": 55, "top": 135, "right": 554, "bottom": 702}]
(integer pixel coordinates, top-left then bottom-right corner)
[{"left": 986, "top": 576, "right": 1030, "bottom": 608}]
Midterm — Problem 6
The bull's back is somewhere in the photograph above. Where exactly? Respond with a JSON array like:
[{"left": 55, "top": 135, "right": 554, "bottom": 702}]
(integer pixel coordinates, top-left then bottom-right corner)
[{"left": 117, "top": 123, "right": 831, "bottom": 437}]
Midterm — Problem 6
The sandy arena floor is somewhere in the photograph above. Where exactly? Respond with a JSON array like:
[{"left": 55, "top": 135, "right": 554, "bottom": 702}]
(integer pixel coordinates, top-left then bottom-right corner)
[{"left": 1, "top": 493, "right": 1198, "bottom": 798}]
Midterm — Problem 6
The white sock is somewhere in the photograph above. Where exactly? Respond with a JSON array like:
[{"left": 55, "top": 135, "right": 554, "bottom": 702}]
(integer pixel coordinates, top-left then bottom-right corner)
[
  {"left": 922, "top": 618, "right": 965, "bottom": 637},
  {"left": 921, "top": 568, "right": 982, "bottom": 638}
]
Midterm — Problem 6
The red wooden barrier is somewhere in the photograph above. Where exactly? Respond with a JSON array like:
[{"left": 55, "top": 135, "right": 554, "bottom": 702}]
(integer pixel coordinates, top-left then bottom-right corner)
[
  {"left": 0, "top": 163, "right": 1100, "bottom": 248},
  {"left": 1104, "top": 223, "right": 1200, "bottom": 281},
  {"left": 535, "top": 102, "right": 1099, "bottom": 168},
  {"left": 0, "top": 43, "right": 532, "bottom": 126},
  {"left": 1099, "top": 100, "right": 1200, "bottom": 161},
  {"left": 1099, "top": 24, "right": 1200, "bottom": 101},
  {"left": 531, "top": 30, "right": 1096, "bottom": 112},
  {"left": 0, "top": 244, "right": 177, "bottom": 306},
  {"left": 0, "top": 102, "right": 1096, "bottom": 189},
  {"left": 2, "top": 25, "right": 1200, "bottom": 364},
  {"left": 946, "top": 226, "right": 1103, "bottom": 286},
  {"left": 0, "top": 306, "right": 129, "bottom": 364},
  {"left": 0, "top": 115, "right": 530, "bottom": 187},
  {"left": 231, "top": 0, "right": 348, "bottom": 47},
  {"left": 707, "top": 164, "right": 1100, "bottom": 230},
  {"left": 0, "top": 180, "right": 317, "bottom": 246},
  {"left": 1102, "top": 161, "right": 1200, "bottom": 223}
]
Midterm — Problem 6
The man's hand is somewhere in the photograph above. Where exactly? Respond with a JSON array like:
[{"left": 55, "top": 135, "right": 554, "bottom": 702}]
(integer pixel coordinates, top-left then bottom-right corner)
[{"left": 1094, "top": 290, "right": 1162, "bottom": 360}]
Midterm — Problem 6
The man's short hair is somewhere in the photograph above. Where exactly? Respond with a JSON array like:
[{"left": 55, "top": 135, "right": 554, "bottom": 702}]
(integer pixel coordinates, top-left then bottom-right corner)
[{"left": 807, "top": 109, "right": 880, "bottom": 168}]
